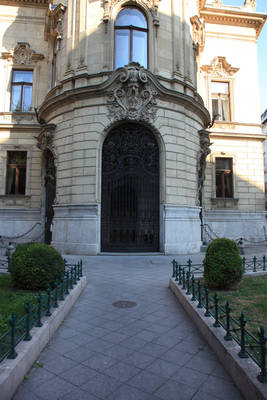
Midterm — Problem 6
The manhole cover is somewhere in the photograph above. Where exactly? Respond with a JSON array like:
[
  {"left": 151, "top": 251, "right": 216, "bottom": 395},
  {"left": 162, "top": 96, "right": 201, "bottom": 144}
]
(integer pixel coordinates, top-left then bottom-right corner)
[{"left": 112, "top": 301, "right": 137, "bottom": 309}]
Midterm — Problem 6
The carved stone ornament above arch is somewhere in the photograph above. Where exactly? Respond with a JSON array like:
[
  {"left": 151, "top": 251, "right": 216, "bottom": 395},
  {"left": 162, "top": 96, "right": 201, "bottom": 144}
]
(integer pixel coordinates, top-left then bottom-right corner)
[
  {"left": 200, "top": 56, "right": 239, "bottom": 78},
  {"left": 107, "top": 62, "right": 158, "bottom": 123},
  {"left": 1, "top": 42, "right": 44, "bottom": 65},
  {"left": 103, "top": 0, "right": 161, "bottom": 28}
]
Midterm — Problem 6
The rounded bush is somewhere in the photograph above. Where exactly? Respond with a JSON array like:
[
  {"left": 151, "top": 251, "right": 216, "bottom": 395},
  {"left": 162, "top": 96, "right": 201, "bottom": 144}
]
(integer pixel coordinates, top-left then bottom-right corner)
[
  {"left": 9, "top": 243, "right": 65, "bottom": 290},
  {"left": 203, "top": 238, "right": 243, "bottom": 290}
]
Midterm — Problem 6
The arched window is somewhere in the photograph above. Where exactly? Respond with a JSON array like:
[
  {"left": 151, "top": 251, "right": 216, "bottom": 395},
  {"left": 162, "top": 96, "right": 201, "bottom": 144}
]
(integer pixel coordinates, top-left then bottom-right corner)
[{"left": 115, "top": 8, "right": 148, "bottom": 69}]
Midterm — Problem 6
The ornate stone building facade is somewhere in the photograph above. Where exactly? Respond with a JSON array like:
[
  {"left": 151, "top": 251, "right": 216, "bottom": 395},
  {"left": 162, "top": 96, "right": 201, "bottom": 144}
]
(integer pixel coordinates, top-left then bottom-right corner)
[{"left": 0, "top": 0, "right": 266, "bottom": 254}]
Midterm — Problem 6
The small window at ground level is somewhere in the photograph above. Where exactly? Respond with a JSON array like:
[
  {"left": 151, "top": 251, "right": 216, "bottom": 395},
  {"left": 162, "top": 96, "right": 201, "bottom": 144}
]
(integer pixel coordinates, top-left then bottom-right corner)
[
  {"left": 11, "top": 70, "right": 33, "bottom": 112},
  {"left": 211, "top": 81, "right": 230, "bottom": 122},
  {"left": 216, "top": 157, "right": 233, "bottom": 198},
  {"left": 115, "top": 8, "right": 148, "bottom": 69},
  {"left": 6, "top": 151, "right": 27, "bottom": 195}
]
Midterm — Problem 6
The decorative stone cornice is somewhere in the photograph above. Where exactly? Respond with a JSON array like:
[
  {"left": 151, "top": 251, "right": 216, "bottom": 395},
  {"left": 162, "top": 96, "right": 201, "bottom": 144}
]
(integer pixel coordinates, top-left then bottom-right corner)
[
  {"left": 36, "top": 123, "right": 56, "bottom": 156},
  {"left": 0, "top": 0, "right": 49, "bottom": 5},
  {"left": 44, "top": 3, "right": 66, "bottom": 42},
  {"left": 103, "top": 0, "right": 161, "bottom": 28},
  {"left": 201, "top": 56, "right": 239, "bottom": 77},
  {"left": 200, "top": 8, "right": 266, "bottom": 38},
  {"left": 190, "top": 16, "right": 205, "bottom": 55},
  {"left": 1, "top": 42, "right": 44, "bottom": 65},
  {"left": 197, "top": 129, "right": 211, "bottom": 206},
  {"left": 107, "top": 62, "right": 158, "bottom": 123}
]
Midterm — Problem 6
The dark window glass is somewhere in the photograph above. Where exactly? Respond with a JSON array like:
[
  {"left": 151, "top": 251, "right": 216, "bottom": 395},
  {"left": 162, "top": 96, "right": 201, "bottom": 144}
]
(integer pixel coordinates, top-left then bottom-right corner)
[
  {"left": 115, "top": 8, "right": 148, "bottom": 69},
  {"left": 6, "top": 151, "right": 27, "bottom": 195},
  {"left": 216, "top": 157, "right": 233, "bottom": 198},
  {"left": 11, "top": 70, "right": 33, "bottom": 112}
]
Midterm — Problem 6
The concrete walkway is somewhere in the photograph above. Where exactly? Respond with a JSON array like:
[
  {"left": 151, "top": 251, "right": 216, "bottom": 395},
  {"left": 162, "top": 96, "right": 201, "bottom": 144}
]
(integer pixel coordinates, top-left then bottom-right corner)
[{"left": 13, "top": 254, "right": 246, "bottom": 400}]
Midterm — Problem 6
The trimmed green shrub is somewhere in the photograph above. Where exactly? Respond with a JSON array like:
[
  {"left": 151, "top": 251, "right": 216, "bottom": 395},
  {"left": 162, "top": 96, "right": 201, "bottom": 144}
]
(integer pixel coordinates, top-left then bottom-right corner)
[
  {"left": 9, "top": 243, "right": 65, "bottom": 290},
  {"left": 204, "top": 238, "right": 243, "bottom": 290}
]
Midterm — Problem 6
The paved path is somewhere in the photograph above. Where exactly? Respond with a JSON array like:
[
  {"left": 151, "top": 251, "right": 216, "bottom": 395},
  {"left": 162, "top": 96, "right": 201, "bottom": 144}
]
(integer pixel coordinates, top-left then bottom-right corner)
[{"left": 14, "top": 255, "right": 244, "bottom": 400}]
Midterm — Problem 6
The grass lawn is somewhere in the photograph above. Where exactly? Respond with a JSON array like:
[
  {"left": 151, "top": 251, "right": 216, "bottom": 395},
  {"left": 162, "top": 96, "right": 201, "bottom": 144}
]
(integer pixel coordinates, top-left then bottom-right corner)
[
  {"left": 209, "top": 274, "right": 267, "bottom": 336},
  {"left": 0, "top": 274, "right": 37, "bottom": 336}
]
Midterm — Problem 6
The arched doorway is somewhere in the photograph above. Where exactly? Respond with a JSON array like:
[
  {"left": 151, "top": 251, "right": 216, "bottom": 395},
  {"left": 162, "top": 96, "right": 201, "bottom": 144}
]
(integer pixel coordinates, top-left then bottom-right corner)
[
  {"left": 44, "top": 149, "right": 56, "bottom": 244},
  {"left": 101, "top": 123, "right": 159, "bottom": 252}
]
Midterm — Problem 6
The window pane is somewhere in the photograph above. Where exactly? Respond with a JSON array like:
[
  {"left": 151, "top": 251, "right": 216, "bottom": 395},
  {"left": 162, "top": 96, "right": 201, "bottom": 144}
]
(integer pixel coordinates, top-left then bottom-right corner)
[
  {"left": 22, "top": 85, "right": 32, "bottom": 112},
  {"left": 216, "top": 172, "right": 223, "bottom": 197},
  {"left": 115, "top": 30, "right": 130, "bottom": 69},
  {"left": 210, "top": 81, "right": 229, "bottom": 94},
  {"left": 221, "top": 98, "right": 230, "bottom": 121},
  {"left": 11, "top": 85, "right": 22, "bottom": 111},
  {"left": 132, "top": 30, "right": 147, "bottom": 68},
  {"left": 225, "top": 173, "right": 233, "bottom": 198},
  {"left": 212, "top": 98, "right": 219, "bottom": 119},
  {"left": 13, "top": 70, "right": 33, "bottom": 83},
  {"left": 6, "top": 151, "right": 27, "bottom": 195},
  {"left": 116, "top": 8, "right": 147, "bottom": 28}
]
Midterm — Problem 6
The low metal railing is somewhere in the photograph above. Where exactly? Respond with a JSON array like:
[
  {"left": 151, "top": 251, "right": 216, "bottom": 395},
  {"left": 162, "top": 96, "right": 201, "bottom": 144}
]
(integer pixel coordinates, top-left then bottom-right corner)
[
  {"left": 172, "top": 256, "right": 267, "bottom": 279},
  {"left": 171, "top": 260, "right": 267, "bottom": 383},
  {"left": 0, "top": 260, "right": 83, "bottom": 363}
]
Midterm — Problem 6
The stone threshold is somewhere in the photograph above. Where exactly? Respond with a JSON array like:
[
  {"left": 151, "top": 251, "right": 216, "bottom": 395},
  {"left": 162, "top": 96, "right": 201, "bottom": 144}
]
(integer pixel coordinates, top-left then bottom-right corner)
[
  {"left": 0, "top": 276, "right": 87, "bottom": 400},
  {"left": 169, "top": 278, "right": 267, "bottom": 400},
  {"left": 99, "top": 252, "right": 165, "bottom": 256}
]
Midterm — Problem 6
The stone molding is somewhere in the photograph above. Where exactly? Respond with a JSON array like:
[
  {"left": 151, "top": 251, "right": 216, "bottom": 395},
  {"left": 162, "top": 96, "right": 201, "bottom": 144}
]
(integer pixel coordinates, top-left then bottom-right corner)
[
  {"left": 197, "top": 129, "right": 211, "bottom": 206},
  {"left": 35, "top": 123, "right": 57, "bottom": 168},
  {"left": 103, "top": 0, "right": 161, "bottom": 28},
  {"left": 244, "top": 0, "right": 256, "bottom": 12},
  {"left": 201, "top": 56, "right": 239, "bottom": 78},
  {"left": 44, "top": 3, "right": 66, "bottom": 43},
  {"left": 200, "top": 8, "right": 266, "bottom": 38},
  {"left": 2, "top": 42, "right": 44, "bottom": 65},
  {"left": 107, "top": 62, "right": 158, "bottom": 123}
]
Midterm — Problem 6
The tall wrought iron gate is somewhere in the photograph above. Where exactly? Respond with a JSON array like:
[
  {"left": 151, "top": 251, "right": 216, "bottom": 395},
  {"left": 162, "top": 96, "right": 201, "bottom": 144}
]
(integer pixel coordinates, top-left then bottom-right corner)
[
  {"left": 44, "top": 149, "right": 56, "bottom": 244},
  {"left": 101, "top": 123, "right": 159, "bottom": 252}
]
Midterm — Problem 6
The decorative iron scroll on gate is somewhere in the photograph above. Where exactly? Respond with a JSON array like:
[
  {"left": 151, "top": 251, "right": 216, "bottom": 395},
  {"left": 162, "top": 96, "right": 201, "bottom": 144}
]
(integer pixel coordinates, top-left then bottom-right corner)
[{"left": 101, "top": 123, "right": 159, "bottom": 252}]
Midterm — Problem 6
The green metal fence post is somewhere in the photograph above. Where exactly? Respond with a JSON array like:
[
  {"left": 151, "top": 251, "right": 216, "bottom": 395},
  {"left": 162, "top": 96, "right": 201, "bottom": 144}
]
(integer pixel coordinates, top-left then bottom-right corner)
[
  {"left": 36, "top": 291, "right": 43, "bottom": 327},
  {"left": 253, "top": 256, "right": 257, "bottom": 272},
  {"left": 46, "top": 286, "right": 52, "bottom": 317},
  {"left": 263, "top": 255, "right": 266, "bottom": 272},
  {"left": 213, "top": 292, "right": 220, "bottom": 327},
  {"left": 242, "top": 257, "right": 246, "bottom": 273},
  {"left": 7, "top": 312, "right": 17, "bottom": 359},
  {"left": 24, "top": 301, "right": 32, "bottom": 341},
  {"left": 54, "top": 280, "right": 59, "bottom": 308},
  {"left": 178, "top": 265, "right": 182, "bottom": 285},
  {"left": 60, "top": 274, "right": 65, "bottom": 301},
  {"left": 257, "top": 326, "right": 267, "bottom": 383},
  {"left": 175, "top": 263, "right": 179, "bottom": 282},
  {"left": 204, "top": 285, "right": 211, "bottom": 317},
  {"left": 186, "top": 271, "right": 191, "bottom": 295},
  {"left": 224, "top": 301, "right": 232, "bottom": 341},
  {"left": 77, "top": 261, "right": 80, "bottom": 281},
  {"left": 191, "top": 274, "right": 196, "bottom": 301},
  {"left": 187, "top": 259, "right": 192, "bottom": 275},
  {"left": 73, "top": 265, "right": 77, "bottom": 285},
  {"left": 172, "top": 259, "right": 176, "bottom": 278},
  {"left": 65, "top": 271, "right": 69, "bottom": 295},
  {"left": 197, "top": 280, "right": 203, "bottom": 308},
  {"left": 238, "top": 312, "right": 248, "bottom": 358},
  {"left": 182, "top": 268, "right": 186, "bottom": 290},
  {"left": 70, "top": 268, "right": 73, "bottom": 289}
]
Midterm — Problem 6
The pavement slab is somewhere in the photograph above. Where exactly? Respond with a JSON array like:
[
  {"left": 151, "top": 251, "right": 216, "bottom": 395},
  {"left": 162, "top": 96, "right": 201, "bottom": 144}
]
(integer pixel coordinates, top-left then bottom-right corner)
[{"left": 13, "top": 255, "right": 243, "bottom": 400}]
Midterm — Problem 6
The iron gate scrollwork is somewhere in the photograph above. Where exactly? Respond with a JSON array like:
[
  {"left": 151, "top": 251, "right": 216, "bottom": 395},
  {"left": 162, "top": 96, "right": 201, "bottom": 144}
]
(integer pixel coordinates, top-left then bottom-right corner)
[{"left": 101, "top": 123, "right": 159, "bottom": 252}]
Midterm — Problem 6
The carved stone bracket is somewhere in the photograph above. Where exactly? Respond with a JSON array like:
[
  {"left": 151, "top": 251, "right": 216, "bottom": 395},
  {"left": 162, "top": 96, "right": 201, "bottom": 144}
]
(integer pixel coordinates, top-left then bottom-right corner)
[
  {"left": 44, "top": 3, "right": 66, "bottom": 49},
  {"left": 190, "top": 15, "right": 205, "bottom": 55},
  {"left": 103, "top": 0, "right": 161, "bottom": 29},
  {"left": 36, "top": 124, "right": 57, "bottom": 167},
  {"left": 201, "top": 56, "right": 239, "bottom": 77},
  {"left": 197, "top": 129, "right": 211, "bottom": 206},
  {"left": 2, "top": 42, "right": 44, "bottom": 65},
  {"left": 107, "top": 62, "right": 158, "bottom": 123}
]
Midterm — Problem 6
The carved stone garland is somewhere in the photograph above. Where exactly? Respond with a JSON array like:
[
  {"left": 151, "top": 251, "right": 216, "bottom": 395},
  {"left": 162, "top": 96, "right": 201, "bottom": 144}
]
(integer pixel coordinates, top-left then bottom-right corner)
[
  {"left": 190, "top": 15, "right": 205, "bottom": 56},
  {"left": 107, "top": 62, "right": 158, "bottom": 123},
  {"left": 2, "top": 42, "right": 44, "bottom": 65},
  {"left": 36, "top": 124, "right": 57, "bottom": 167}
]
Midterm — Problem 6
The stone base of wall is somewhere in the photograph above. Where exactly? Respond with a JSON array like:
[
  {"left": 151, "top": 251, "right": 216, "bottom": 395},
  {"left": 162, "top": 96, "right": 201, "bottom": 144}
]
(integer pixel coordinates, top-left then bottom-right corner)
[
  {"left": 0, "top": 209, "right": 42, "bottom": 254},
  {"left": 163, "top": 205, "right": 202, "bottom": 254},
  {"left": 52, "top": 204, "right": 100, "bottom": 255},
  {"left": 205, "top": 210, "right": 267, "bottom": 243}
]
